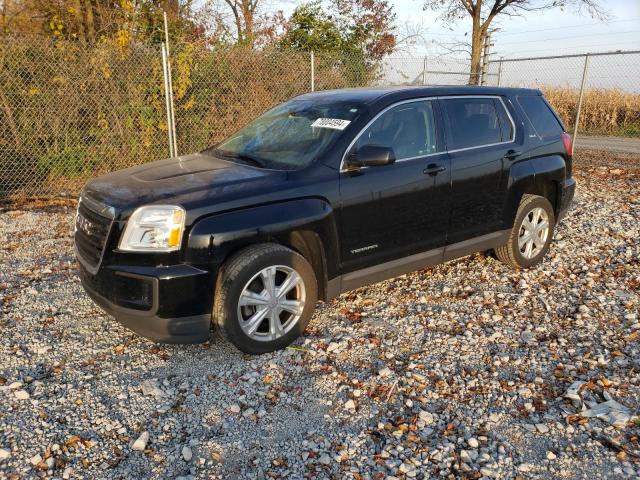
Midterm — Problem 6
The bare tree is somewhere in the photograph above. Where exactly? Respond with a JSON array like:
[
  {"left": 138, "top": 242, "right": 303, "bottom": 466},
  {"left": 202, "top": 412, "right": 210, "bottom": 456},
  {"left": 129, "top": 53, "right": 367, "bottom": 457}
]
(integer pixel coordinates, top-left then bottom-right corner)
[
  {"left": 423, "top": 0, "right": 608, "bottom": 84},
  {"left": 220, "top": 0, "right": 259, "bottom": 45}
]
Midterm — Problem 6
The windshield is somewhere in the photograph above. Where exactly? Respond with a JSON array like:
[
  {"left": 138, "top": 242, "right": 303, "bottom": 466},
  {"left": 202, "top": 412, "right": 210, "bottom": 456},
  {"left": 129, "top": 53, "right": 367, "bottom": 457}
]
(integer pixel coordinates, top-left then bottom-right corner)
[{"left": 207, "top": 99, "right": 364, "bottom": 170}]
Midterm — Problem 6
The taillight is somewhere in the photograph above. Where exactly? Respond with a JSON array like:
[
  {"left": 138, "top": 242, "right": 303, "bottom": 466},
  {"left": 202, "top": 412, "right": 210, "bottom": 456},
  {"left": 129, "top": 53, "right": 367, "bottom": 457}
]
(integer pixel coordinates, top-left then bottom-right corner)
[{"left": 561, "top": 132, "right": 572, "bottom": 157}]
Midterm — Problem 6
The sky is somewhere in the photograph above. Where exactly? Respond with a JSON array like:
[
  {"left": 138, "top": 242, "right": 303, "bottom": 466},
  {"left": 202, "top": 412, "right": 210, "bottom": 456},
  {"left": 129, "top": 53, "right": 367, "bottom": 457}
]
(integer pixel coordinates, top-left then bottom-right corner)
[{"left": 273, "top": 0, "right": 640, "bottom": 59}]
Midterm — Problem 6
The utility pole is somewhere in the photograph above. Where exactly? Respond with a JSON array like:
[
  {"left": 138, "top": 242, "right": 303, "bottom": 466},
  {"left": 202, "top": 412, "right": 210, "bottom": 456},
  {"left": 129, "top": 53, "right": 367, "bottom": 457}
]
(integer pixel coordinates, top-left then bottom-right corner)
[
  {"left": 572, "top": 54, "right": 590, "bottom": 152},
  {"left": 480, "top": 30, "right": 493, "bottom": 86}
]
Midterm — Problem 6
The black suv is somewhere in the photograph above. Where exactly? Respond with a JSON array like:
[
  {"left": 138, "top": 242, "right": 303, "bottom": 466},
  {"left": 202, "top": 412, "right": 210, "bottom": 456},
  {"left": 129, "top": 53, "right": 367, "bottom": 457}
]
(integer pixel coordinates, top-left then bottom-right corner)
[{"left": 75, "top": 86, "right": 576, "bottom": 354}]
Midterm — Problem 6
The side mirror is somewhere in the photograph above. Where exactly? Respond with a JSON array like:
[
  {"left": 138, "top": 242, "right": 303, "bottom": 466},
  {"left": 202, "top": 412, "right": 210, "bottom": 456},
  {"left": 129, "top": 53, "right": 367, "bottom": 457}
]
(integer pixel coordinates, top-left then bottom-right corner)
[{"left": 346, "top": 144, "right": 396, "bottom": 169}]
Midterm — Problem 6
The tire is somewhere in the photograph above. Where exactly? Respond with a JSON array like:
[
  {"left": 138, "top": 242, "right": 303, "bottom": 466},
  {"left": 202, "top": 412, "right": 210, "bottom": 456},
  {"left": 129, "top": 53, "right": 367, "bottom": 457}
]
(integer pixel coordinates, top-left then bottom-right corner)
[
  {"left": 213, "top": 243, "right": 318, "bottom": 354},
  {"left": 495, "top": 194, "right": 555, "bottom": 269}
]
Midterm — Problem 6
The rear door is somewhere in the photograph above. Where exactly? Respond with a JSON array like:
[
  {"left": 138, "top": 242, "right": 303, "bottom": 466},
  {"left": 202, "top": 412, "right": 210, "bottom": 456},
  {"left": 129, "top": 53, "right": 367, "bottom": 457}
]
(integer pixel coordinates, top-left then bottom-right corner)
[
  {"left": 338, "top": 98, "right": 450, "bottom": 273},
  {"left": 440, "top": 96, "right": 517, "bottom": 244}
]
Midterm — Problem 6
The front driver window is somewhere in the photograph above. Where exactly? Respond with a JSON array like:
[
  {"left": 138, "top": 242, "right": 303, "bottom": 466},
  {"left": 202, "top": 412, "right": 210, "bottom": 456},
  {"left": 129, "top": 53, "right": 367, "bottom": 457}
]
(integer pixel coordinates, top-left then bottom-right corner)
[{"left": 355, "top": 100, "right": 438, "bottom": 160}]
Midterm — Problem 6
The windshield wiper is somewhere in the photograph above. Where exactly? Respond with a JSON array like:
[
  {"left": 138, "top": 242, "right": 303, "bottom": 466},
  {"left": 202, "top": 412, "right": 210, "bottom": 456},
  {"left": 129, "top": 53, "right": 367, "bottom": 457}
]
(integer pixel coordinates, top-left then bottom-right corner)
[{"left": 214, "top": 149, "right": 266, "bottom": 168}]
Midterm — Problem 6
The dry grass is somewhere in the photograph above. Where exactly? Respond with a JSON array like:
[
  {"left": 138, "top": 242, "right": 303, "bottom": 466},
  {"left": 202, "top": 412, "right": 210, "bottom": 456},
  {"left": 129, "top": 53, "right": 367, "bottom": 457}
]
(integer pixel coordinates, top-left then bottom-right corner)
[{"left": 542, "top": 86, "right": 640, "bottom": 137}]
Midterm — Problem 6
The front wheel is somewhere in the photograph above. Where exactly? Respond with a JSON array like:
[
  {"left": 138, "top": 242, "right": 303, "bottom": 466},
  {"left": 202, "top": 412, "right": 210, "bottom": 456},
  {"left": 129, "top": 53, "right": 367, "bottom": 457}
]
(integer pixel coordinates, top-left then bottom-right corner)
[
  {"left": 213, "top": 244, "right": 318, "bottom": 354},
  {"left": 495, "top": 194, "right": 555, "bottom": 269}
]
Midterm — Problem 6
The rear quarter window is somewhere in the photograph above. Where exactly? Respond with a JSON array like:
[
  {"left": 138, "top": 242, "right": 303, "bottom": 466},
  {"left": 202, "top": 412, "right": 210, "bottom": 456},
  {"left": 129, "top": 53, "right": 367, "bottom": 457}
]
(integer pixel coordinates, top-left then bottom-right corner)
[{"left": 517, "top": 95, "right": 564, "bottom": 139}]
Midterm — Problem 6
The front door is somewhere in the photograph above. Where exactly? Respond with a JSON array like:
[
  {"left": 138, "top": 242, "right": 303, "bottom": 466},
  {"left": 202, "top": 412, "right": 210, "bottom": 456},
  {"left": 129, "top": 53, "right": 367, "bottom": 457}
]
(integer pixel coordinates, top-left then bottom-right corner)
[{"left": 338, "top": 99, "right": 450, "bottom": 274}]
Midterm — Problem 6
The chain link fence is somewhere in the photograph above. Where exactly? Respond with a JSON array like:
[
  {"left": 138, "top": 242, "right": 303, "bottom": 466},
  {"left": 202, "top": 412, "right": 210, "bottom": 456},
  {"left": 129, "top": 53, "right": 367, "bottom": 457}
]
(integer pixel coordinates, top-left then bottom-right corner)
[
  {"left": 485, "top": 51, "right": 640, "bottom": 136},
  {"left": 1, "top": 36, "right": 638, "bottom": 200},
  {"left": 381, "top": 50, "right": 640, "bottom": 138},
  {"left": 0, "top": 36, "right": 375, "bottom": 199}
]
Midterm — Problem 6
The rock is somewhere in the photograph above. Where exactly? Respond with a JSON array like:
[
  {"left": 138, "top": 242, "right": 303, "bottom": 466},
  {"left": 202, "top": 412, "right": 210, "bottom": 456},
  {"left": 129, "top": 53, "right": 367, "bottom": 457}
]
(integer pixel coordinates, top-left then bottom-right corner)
[
  {"left": 132, "top": 432, "right": 149, "bottom": 451},
  {"left": 418, "top": 410, "right": 434, "bottom": 425},
  {"left": 535, "top": 423, "right": 550, "bottom": 434},
  {"left": 467, "top": 437, "right": 479, "bottom": 449},
  {"left": 546, "top": 451, "right": 557, "bottom": 460},
  {"left": 0, "top": 448, "right": 10, "bottom": 461},
  {"left": 242, "top": 408, "right": 255, "bottom": 418},
  {"left": 519, "top": 463, "right": 533, "bottom": 472},
  {"left": 182, "top": 446, "right": 193, "bottom": 462},
  {"left": 319, "top": 453, "right": 331, "bottom": 465},
  {"left": 378, "top": 367, "right": 392, "bottom": 377},
  {"left": 29, "top": 453, "right": 42, "bottom": 465},
  {"left": 460, "top": 450, "right": 472, "bottom": 463},
  {"left": 229, "top": 404, "right": 241, "bottom": 414},
  {"left": 14, "top": 390, "right": 30, "bottom": 400},
  {"left": 140, "top": 379, "right": 165, "bottom": 398},
  {"left": 344, "top": 399, "right": 356, "bottom": 411}
]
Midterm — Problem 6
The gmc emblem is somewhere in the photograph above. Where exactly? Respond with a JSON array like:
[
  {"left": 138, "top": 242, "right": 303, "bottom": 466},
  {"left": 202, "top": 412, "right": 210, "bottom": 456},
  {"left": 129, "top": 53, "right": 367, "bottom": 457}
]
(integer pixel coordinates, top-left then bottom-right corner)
[{"left": 76, "top": 213, "right": 94, "bottom": 237}]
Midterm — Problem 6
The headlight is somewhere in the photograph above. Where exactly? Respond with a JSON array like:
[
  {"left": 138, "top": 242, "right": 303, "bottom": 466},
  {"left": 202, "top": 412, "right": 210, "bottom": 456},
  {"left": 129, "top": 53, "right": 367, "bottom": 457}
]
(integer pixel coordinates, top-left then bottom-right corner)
[{"left": 119, "top": 205, "right": 185, "bottom": 252}]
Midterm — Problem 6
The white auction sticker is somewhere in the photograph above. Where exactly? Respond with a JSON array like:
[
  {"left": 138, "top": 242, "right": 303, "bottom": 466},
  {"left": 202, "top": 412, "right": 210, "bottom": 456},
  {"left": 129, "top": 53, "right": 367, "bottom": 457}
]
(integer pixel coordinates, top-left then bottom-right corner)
[{"left": 311, "top": 118, "right": 351, "bottom": 130}]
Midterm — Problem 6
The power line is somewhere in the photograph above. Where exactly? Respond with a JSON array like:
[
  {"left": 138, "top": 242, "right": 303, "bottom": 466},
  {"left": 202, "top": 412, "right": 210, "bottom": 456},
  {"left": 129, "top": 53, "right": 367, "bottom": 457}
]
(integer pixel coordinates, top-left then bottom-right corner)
[
  {"left": 494, "top": 18, "right": 640, "bottom": 36},
  {"left": 424, "top": 18, "right": 640, "bottom": 41},
  {"left": 500, "top": 30, "right": 639, "bottom": 46},
  {"left": 494, "top": 42, "right": 637, "bottom": 57}
]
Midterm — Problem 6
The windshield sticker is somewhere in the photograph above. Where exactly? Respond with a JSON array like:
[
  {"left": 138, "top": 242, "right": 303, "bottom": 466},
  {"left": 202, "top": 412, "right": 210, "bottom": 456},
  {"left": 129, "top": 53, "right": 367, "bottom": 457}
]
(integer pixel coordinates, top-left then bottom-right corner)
[{"left": 311, "top": 118, "right": 351, "bottom": 130}]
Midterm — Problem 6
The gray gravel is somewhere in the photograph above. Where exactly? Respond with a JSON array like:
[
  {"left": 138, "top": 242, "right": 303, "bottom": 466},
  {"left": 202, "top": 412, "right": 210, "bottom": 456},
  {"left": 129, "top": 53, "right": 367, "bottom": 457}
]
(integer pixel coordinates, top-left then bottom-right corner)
[{"left": 1, "top": 151, "right": 639, "bottom": 479}]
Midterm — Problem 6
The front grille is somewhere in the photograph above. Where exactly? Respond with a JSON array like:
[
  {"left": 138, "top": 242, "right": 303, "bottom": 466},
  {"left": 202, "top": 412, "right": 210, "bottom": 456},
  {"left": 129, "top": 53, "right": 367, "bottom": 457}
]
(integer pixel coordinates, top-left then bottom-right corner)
[{"left": 75, "top": 197, "right": 113, "bottom": 271}]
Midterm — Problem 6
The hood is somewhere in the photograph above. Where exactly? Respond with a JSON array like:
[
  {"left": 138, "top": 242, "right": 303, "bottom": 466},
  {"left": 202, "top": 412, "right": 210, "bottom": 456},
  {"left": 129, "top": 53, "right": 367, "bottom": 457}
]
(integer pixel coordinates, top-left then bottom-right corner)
[{"left": 83, "top": 153, "right": 284, "bottom": 217}]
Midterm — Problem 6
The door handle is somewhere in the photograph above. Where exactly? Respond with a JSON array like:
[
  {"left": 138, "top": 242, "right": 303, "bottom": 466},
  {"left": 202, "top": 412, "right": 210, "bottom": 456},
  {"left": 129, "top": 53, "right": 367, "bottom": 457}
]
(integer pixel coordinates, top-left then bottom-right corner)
[
  {"left": 504, "top": 149, "right": 521, "bottom": 160},
  {"left": 423, "top": 164, "right": 446, "bottom": 176}
]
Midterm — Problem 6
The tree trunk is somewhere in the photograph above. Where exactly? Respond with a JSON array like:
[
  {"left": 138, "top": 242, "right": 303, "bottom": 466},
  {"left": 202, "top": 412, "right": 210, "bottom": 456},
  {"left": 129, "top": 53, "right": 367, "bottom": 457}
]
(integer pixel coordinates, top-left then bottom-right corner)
[
  {"left": 73, "top": 0, "right": 86, "bottom": 42},
  {"left": 469, "top": 11, "right": 482, "bottom": 85},
  {"left": 83, "top": 0, "right": 95, "bottom": 43},
  {"left": 240, "top": 0, "right": 255, "bottom": 46},
  {"left": 1, "top": 0, "right": 7, "bottom": 34}
]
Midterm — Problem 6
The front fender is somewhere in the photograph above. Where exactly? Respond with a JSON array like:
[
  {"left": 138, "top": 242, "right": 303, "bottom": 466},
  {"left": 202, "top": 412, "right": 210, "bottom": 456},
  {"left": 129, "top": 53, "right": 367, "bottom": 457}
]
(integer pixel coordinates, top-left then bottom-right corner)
[{"left": 184, "top": 198, "right": 340, "bottom": 289}]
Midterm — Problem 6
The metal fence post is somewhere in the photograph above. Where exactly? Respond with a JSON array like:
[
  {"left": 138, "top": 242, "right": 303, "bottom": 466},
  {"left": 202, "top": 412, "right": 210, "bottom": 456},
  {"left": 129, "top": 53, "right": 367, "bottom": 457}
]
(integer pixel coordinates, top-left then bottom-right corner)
[
  {"left": 310, "top": 50, "right": 315, "bottom": 92},
  {"left": 164, "top": 11, "right": 178, "bottom": 157},
  {"left": 161, "top": 44, "right": 175, "bottom": 158},
  {"left": 422, "top": 57, "right": 428, "bottom": 85},
  {"left": 572, "top": 54, "right": 590, "bottom": 152},
  {"left": 497, "top": 57, "right": 504, "bottom": 86}
]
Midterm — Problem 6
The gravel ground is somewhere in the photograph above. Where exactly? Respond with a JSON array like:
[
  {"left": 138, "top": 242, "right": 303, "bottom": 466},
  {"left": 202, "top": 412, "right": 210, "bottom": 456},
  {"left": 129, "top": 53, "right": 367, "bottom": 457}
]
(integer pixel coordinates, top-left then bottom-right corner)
[{"left": 1, "top": 150, "right": 639, "bottom": 480}]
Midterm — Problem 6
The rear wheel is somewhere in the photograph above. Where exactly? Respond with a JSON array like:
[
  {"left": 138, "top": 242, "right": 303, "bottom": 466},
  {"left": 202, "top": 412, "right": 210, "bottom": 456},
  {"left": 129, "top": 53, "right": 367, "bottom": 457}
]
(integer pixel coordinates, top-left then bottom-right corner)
[
  {"left": 213, "top": 244, "right": 318, "bottom": 354},
  {"left": 495, "top": 194, "right": 555, "bottom": 269}
]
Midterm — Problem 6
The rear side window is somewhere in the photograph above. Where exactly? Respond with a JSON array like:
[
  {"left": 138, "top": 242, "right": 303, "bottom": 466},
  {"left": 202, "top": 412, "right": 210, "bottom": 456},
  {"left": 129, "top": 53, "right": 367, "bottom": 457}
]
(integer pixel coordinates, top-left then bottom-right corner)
[
  {"left": 355, "top": 100, "right": 439, "bottom": 160},
  {"left": 517, "top": 95, "right": 564, "bottom": 138},
  {"left": 442, "top": 98, "right": 510, "bottom": 150}
]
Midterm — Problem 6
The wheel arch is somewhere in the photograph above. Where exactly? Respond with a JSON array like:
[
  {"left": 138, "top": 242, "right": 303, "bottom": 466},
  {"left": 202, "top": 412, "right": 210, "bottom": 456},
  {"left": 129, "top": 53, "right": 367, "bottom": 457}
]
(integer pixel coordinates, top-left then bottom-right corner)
[
  {"left": 185, "top": 198, "right": 338, "bottom": 301},
  {"left": 504, "top": 155, "right": 565, "bottom": 228},
  {"left": 522, "top": 180, "right": 559, "bottom": 215},
  {"left": 209, "top": 232, "right": 330, "bottom": 301}
]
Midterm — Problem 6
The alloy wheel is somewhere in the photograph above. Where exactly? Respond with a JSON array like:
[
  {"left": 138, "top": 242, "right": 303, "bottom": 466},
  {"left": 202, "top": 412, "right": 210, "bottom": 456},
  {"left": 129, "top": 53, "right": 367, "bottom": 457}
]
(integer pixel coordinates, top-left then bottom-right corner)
[
  {"left": 237, "top": 265, "right": 306, "bottom": 342},
  {"left": 518, "top": 207, "right": 550, "bottom": 259}
]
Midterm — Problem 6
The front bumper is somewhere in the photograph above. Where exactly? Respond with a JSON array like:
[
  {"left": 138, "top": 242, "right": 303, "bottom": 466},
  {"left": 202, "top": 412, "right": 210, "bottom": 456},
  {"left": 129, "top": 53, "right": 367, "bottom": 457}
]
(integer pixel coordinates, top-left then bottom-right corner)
[
  {"left": 557, "top": 177, "right": 576, "bottom": 222},
  {"left": 78, "top": 261, "right": 213, "bottom": 344}
]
